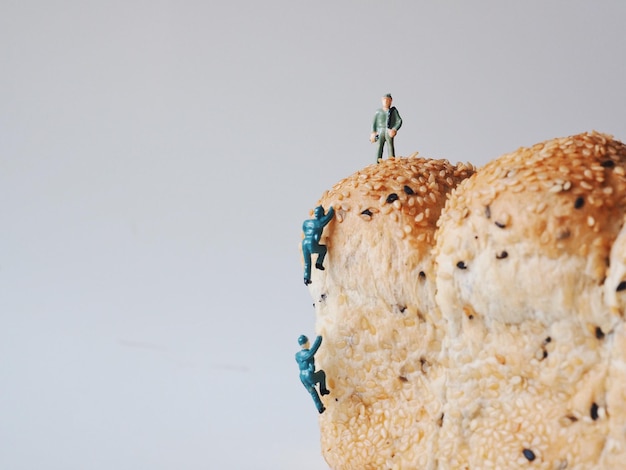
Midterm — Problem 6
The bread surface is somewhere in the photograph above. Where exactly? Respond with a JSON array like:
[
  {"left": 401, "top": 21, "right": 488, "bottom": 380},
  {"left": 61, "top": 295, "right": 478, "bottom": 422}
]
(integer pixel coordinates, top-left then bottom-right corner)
[{"left": 306, "top": 132, "right": 626, "bottom": 469}]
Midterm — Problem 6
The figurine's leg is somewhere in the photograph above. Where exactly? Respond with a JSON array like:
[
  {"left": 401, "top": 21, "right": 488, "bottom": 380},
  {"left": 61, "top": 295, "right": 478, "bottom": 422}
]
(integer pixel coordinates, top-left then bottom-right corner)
[
  {"left": 315, "top": 245, "right": 328, "bottom": 270},
  {"left": 388, "top": 136, "right": 396, "bottom": 158},
  {"left": 313, "top": 369, "right": 329, "bottom": 395},
  {"left": 376, "top": 133, "right": 385, "bottom": 162},
  {"left": 303, "top": 245, "right": 312, "bottom": 284},
  {"left": 308, "top": 388, "right": 325, "bottom": 414}
]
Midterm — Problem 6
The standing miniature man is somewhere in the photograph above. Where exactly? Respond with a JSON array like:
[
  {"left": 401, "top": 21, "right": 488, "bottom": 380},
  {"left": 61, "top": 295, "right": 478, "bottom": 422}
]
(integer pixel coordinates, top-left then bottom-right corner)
[
  {"left": 370, "top": 93, "right": 403, "bottom": 163},
  {"left": 302, "top": 205, "right": 335, "bottom": 285},
  {"left": 296, "top": 334, "right": 330, "bottom": 414}
]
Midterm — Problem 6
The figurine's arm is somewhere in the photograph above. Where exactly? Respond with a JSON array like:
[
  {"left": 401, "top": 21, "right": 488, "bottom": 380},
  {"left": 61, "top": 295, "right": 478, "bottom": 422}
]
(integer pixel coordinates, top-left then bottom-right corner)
[
  {"left": 321, "top": 206, "right": 335, "bottom": 226},
  {"left": 370, "top": 112, "right": 380, "bottom": 143},
  {"left": 309, "top": 335, "right": 323, "bottom": 355}
]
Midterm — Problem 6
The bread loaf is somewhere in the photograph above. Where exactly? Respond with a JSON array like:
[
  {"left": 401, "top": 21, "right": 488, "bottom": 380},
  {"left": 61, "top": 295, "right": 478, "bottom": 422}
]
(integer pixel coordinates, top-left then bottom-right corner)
[{"left": 305, "top": 132, "right": 626, "bottom": 469}]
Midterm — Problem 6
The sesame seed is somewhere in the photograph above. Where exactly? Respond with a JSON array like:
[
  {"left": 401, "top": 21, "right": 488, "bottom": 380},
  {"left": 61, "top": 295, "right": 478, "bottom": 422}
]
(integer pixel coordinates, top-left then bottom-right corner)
[
  {"left": 496, "top": 251, "right": 508, "bottom": 259},
  {"left": 595, "top": 327, "right": 605, "bottom": 339},
  {"left": 523, "top": 449, "right": 536, "bottom": 461},
  {"left": 456, "top": 261, "right": 467, "bottom": 270},
  {"left": 590, "top": 402, "right": 599, "bottom": 420},
  {"left": 574, "top": 197, "right": 585, "bottom": 209},
  {"left": 385, "top": 193, "right": 398, "bottom": 204}
]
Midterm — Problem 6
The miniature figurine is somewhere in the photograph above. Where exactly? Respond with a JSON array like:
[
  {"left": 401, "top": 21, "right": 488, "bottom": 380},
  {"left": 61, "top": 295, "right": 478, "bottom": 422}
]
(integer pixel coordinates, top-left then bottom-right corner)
[
  {"left": 302, "top": 205, "right": 335, "bottom": 285},
  {"left": 370, "top": 93, "right": 403, "bottom": 163},
  {"left": 296, "top": 334, "right": 330, "bottom": 414}
]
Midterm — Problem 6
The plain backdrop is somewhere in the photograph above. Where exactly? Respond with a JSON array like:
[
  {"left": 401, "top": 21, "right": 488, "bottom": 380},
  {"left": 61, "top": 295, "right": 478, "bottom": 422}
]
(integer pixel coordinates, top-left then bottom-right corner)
[{"left": 2, "top": 1, "right": 626, "bottom": 469}]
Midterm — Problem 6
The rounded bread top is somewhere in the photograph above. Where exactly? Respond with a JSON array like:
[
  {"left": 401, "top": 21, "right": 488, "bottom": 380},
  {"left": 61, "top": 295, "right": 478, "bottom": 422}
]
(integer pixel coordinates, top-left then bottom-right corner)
[
  {"left": 318, "top": 156, "right": 475, "bottom": 257},
  {"left": 313, "top": 156, "right": 474, "bottom": 308},
  {"left": 438, "top": 131, "right": 626, "bottom": 261},
  {"left": 435, "top": 131, "right": 626, "bottom": 327}
]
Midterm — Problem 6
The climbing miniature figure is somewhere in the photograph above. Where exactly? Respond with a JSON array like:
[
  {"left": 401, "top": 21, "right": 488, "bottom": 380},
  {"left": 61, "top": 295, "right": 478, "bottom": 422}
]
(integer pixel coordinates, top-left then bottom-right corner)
[
  {"left": 295, "top": 334, "right": 330, "bottom": 414},
  {"left": 302, "top": 205, "right": 335, "bottom": 285},
  {"left": 370, "top": 93, "right": 403, "bottom": 163}
]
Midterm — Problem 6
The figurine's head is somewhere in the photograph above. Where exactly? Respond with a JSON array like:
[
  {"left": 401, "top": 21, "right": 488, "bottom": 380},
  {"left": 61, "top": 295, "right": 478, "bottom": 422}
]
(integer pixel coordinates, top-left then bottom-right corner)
[
  {"left": 314, "top": 206, "right": 325, "bottom": 218},
  {"left": 298, "top": 335, "right": 309, "bottom": 347},
  {"left": 382, "top": 93, "right": 393, "bottom": 110}
]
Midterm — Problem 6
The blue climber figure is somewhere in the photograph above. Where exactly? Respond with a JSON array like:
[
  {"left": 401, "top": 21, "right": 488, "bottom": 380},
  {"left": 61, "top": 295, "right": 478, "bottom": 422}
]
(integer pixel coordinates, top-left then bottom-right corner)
[
  {"left": 302, "top": 205, "right": 335, "bottom": 285},
  {"left": 295, "top": 334, "right": 330, "bottom": 414}
]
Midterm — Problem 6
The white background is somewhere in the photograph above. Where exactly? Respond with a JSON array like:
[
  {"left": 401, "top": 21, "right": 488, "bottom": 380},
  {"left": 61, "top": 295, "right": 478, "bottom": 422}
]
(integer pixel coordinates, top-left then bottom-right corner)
[{"left": 2, "top": 1, "right": 626, "bottom": 469}]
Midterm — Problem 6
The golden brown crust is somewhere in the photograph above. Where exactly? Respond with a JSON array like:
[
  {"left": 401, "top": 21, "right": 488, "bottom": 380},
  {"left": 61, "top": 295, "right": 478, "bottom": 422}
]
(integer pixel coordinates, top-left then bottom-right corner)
[
  {"left": 438, "top": 131, "right": 626, "bottom": 260},
  {"left": 312, "top": 156, "right": 475, "bottom": 316}
]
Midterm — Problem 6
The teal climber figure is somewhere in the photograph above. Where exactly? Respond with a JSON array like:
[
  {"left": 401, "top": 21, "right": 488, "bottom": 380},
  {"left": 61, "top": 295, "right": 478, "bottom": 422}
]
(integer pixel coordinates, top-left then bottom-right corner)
[
  {"left": 370, "top": 93, "right": 402, "bottom": 163},
  {"left": 296, "top": 334, "right": 330, "bottom": 414},
  {"left": 302, "top": 205, "right": 335, "bottom": 285}
]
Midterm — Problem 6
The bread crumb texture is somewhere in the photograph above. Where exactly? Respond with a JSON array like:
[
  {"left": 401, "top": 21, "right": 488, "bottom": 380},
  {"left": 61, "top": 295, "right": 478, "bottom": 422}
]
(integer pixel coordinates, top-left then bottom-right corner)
[{"left": 307, "top": 132, "right": 626, "bottom": 469}]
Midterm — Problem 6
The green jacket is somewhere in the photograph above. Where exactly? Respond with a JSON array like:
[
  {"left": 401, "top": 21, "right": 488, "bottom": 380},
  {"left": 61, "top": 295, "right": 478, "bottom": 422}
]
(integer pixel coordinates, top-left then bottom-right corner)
[{"left": 372, "top": 106, "right": 402, "bottom": 133}]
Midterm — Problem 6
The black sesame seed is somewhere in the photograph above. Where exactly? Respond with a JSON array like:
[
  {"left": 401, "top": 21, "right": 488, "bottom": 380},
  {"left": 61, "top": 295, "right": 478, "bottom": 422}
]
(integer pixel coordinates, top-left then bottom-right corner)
[
  {"left": 601, "top": 159, "right": 615, "bottom": 168},
  {"left": 545, "top": 336, "right": 552, "bottom": 343},
  {"left": 523, "top": 449, "right": 536, "bottom": 461},
  {"left": 386, "top": 193, "right": 399, "bottom": 204},
  {"left": 485, "top": 205, "right": 491, "bottom": 219},
  {"left": 595, "top": 327, "right": 605, "bottom": 340},
  {"left": 418, "top": 271, "right": 426, "bottom": 280},
  {"left": 542, "top": 349, "right": 548, "bottom": 359},
  {"left": 495, "top": 221, "right": 506, "bottom": 229},
  {"left": 403, "top": 185, "right": 414, "bottom": 195},
  {"left": 617, "top": 281, "right": 626, "bottom": 292},
  {"left": 361, "top": 209, "right": 373, "bottom": 216},
  {"left": 574, "top": 197, "right": 585, "bottom": 209},
  {"left": 468, "top": 315, "right": 474, "bottom": 320},
  {"left": 496, "top": 251, "right": 508, "bottom": 259},
  {"left": 456, "top": 261, "right": 467, "bottom": 270},
  {"left": 590, "top": 402, "right": 599, "bottom": 420}
]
